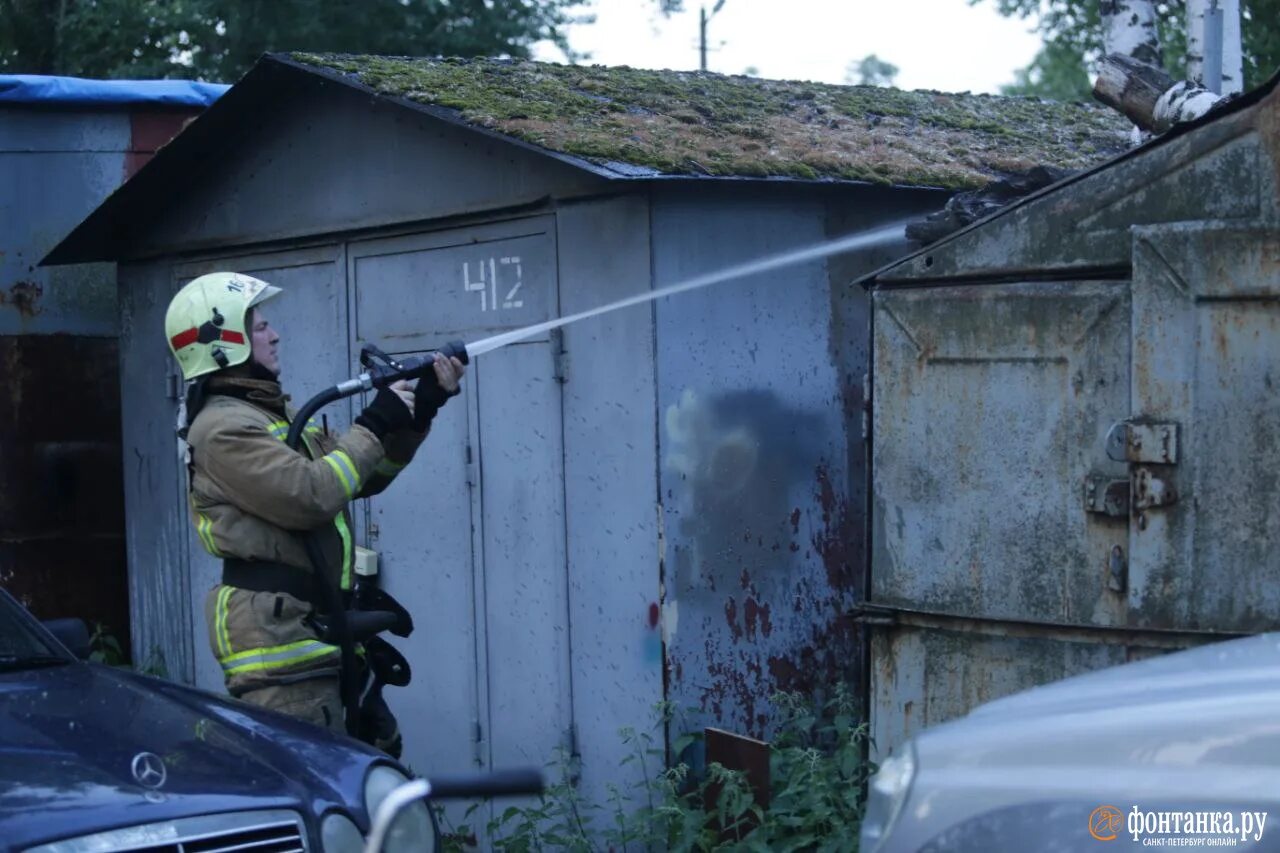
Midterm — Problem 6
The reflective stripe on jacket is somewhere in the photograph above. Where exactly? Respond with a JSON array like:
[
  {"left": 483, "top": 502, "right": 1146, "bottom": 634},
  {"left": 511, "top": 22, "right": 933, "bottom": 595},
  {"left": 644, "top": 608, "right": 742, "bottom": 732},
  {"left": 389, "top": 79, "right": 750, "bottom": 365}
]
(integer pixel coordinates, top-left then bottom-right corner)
[
  {"left": 188, "top": 388, "right": 424, "bottom": 693},
  {"left": 186, "top": 392, "right": 424, "bottom": 587},
  {"left": 205, "top": 584, "right": 341, "bottom": 695}
]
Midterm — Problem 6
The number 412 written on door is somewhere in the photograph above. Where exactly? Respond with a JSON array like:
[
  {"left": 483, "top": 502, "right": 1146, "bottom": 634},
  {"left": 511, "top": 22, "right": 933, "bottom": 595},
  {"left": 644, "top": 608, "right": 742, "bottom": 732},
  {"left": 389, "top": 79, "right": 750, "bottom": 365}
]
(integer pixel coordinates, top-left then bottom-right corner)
[{"left": 463, "top": 257, "right": 523, "bottom": 312}]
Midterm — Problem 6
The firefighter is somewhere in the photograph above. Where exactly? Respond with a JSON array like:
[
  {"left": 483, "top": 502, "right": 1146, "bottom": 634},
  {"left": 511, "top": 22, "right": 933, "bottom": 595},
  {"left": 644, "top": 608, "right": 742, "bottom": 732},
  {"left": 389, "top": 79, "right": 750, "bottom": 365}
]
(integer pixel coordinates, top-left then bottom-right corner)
[{"left": 164, "top": 271, "right": 464, "bottom": 745}]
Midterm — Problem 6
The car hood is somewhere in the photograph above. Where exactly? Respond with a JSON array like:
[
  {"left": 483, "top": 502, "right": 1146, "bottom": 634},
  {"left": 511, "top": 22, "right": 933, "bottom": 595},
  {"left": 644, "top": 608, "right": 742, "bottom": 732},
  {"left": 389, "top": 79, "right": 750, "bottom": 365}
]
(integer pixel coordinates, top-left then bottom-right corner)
[
  {"left": 964, "top": 631, "right": 1280, "bottom": 722},
  {"left": 0, "top": 662, "right": 376, "bottom": 847},
  {"left": 909, "top": 631, "right": 1280, "bottom": 782}
]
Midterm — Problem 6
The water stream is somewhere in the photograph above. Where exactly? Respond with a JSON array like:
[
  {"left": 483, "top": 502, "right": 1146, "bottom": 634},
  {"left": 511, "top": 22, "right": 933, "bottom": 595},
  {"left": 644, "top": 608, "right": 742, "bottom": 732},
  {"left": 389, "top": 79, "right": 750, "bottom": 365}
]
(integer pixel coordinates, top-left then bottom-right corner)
[{"left": 462, "top": 220, "right": 911, "bottom": 359}]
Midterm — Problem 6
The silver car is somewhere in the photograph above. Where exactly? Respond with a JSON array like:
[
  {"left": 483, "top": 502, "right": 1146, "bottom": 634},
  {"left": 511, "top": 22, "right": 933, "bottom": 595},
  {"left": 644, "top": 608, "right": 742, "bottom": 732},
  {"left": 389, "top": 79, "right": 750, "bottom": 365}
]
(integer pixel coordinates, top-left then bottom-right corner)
[{"left": 861, "top": 633, "right": 1280, "bottom": 852}]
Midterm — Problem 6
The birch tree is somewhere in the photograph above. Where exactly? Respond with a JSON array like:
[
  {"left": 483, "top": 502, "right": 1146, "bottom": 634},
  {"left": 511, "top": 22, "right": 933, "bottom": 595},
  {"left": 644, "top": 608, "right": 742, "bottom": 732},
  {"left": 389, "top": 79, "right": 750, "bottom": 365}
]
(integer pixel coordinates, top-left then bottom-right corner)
[
  {"left": 973, "top": 0, "right": 1278, "bottom": 101},
  {"left": 1100, "top": 0, "right": 1162, "bottom": 65}
]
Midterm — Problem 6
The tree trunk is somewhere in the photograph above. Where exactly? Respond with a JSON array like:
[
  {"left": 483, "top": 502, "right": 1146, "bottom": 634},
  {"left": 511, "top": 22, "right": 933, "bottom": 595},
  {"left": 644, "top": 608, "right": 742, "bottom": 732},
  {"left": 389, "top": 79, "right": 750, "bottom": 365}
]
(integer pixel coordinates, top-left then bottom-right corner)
[
  {"left": 53, "top": 0, "right": 68, "bottom": 74},
  {"left": 1187, "top": 0, "right": 1244, "bottom": 95},
  {"left": 1093, "top": 53, "right": 1226, "bottom": 133},
  {"left": 1100, "top": 0, "right": 1162, "bottom": 67}
]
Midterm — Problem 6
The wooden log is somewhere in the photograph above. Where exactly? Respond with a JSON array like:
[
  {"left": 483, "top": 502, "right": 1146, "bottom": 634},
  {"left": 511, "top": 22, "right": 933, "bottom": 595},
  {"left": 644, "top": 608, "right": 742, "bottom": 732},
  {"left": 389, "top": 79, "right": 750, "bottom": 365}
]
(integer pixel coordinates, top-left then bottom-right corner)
[
  {"left": 1092, "top": 53, "right": 1225, "bottom": 132},
  {"left": 1093, "top": 54, "right": 1174, "bottom": 130}
]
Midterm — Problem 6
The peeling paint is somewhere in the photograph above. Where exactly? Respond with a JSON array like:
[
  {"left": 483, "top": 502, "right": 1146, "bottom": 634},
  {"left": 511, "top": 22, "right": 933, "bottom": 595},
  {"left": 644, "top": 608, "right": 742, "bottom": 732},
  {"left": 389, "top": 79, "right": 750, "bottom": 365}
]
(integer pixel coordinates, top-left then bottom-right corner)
[
  {"left": 661, "top": 599, "right": 679, "bottom": 645},
  {"left": 0, "top": 281, "right": 44, "bottom": 318},
  {"left": 812, "top": 463, "right": 860, "bottom": 592},
  {"left": 724, "top": 597, "right": 743, "bottom": 643},
  {"left": 743, "top": 596, "right": 772, "bottom": 640},
  {"left": 766, "top": 612, "right": 860, "bottom": 698}
]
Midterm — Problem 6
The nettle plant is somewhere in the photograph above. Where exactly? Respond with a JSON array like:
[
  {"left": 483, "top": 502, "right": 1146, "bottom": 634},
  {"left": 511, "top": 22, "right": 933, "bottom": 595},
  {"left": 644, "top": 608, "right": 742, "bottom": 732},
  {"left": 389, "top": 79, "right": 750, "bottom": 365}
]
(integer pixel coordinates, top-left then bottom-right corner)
[{"left": 439, "top": 685, "right": 874, "bottom": 853}]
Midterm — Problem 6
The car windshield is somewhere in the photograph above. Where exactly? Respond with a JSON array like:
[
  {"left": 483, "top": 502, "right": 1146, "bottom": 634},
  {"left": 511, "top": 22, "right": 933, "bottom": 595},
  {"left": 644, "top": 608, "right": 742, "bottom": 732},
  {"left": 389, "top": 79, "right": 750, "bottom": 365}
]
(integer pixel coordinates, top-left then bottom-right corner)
[{"left": 0, "top": 592, "right": 67, "bottom": 671}]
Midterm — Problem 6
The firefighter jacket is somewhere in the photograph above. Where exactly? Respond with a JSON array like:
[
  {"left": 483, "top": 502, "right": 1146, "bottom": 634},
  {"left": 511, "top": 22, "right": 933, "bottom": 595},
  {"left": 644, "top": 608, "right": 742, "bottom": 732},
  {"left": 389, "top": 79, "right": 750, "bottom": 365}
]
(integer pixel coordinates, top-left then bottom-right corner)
[{"left": 187, "top": 375, "right": 424, "bottom": 695}]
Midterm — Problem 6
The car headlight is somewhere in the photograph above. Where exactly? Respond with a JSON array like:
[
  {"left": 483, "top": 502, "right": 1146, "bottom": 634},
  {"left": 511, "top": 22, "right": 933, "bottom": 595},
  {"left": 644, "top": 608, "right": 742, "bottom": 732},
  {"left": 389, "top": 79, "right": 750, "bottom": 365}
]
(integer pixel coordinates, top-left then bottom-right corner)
[
  {"left": 365, "top": 765, "right": 436, "bottom": 853},
  {"left": 321, "top": 812, "right": 364, "bottom": 853},
  {"left": 860, "top": 741, "right": 917, "bottom": 853}
]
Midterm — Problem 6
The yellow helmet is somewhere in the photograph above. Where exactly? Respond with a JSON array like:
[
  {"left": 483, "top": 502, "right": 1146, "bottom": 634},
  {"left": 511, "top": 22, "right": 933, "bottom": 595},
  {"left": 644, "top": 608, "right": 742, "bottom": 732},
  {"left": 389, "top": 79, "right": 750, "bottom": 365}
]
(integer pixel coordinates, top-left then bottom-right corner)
[{"left": 165, "top": 272, "right": 281, "bottom": 381}]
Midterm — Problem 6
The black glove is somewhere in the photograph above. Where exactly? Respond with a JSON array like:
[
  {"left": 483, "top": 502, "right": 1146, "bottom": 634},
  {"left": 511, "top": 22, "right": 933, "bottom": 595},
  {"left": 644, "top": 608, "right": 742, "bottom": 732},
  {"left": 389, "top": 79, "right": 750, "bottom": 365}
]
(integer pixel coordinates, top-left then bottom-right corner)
[
  {"left": 355, "top": 387, "right": 414, "bottom": 440},
  {"left": 412, "top": 367, "right": 460, "bottom": 432}
]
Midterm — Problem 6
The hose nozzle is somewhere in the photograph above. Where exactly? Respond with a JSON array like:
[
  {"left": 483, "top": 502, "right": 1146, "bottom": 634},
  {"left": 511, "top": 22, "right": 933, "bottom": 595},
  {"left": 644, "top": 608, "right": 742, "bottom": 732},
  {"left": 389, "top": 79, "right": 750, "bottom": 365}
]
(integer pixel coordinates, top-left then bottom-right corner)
[
  {"left": 359, "top": 340, "right": 470, "bottom": 389},
  {"left": 438, "top": 340, "right": 470, "bottom": 366}
]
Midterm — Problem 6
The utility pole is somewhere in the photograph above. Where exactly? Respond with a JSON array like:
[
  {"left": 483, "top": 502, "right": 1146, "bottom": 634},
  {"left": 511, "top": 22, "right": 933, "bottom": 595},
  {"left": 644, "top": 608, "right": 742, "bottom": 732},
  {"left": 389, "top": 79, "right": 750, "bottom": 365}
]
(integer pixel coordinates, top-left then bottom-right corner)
[
  {"left": 699, "top": 0, "right": 726, "bottom": 72},
  {"left": 1187, "top": 0, "right": 1242, "bottom": 95}
]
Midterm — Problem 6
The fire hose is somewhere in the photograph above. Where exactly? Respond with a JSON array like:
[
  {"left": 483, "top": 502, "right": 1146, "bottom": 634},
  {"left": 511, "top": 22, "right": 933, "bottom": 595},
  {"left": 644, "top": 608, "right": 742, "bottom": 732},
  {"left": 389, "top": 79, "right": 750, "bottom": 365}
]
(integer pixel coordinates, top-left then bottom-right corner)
[{"left": 286, "top": 341, "right": 469, "bottom": 740}]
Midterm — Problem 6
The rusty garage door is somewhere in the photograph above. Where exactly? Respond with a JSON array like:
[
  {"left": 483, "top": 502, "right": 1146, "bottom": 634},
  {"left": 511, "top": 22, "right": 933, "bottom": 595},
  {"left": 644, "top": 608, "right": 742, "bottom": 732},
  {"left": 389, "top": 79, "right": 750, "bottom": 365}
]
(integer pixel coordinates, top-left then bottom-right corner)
[
  {"left": 868, "top": 279, "right": 1135, "bottom": 755},
  {"left": 867, "top": 224, "right": 1280, "bottom": 758}
]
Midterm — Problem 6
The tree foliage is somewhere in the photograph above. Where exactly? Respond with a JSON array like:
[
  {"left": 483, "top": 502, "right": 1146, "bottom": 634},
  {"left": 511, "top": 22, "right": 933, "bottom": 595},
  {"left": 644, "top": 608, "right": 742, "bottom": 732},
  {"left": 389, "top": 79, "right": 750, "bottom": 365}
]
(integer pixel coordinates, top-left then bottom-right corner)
[
  {"left": 0, "top": 0, "right": 589, "bottom": 82},
  {"left": 846, "top": 53, "right": 900, "bottom": 87},
  {"left": 974, "top": 0, "right": 1280, "bottom": 101}
]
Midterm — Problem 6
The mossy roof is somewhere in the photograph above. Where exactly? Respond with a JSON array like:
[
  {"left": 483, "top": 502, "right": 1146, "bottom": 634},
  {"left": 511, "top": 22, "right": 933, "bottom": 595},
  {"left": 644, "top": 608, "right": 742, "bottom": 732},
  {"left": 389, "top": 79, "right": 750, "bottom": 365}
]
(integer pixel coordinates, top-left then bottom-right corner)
[{"left": 289, "top": 53, "right": 1133, "bottom": 191}]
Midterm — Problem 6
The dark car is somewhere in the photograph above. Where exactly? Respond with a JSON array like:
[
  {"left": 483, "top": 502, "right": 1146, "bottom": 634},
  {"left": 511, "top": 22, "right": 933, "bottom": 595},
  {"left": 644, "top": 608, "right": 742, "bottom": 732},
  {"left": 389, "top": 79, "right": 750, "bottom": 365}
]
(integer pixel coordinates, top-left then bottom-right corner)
[{"left": 0, "top": 587, "right": 435, "bottom": 852}]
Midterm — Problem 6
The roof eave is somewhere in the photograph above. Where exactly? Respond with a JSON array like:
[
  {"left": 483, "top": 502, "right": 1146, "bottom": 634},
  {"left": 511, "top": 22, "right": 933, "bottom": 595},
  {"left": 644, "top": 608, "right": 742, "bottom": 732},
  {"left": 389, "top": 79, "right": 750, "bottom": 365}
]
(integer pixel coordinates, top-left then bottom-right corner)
[{"left": 42, "top": 58, "right": 302, "bottom": 265}]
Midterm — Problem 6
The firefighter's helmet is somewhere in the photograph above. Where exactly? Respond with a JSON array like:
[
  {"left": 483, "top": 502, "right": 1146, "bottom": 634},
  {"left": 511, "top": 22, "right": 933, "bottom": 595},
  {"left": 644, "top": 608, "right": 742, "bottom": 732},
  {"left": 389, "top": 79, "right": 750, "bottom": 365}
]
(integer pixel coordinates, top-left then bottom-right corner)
[{"left": 165, "top": 272, "right": 281, "bottom": 381}]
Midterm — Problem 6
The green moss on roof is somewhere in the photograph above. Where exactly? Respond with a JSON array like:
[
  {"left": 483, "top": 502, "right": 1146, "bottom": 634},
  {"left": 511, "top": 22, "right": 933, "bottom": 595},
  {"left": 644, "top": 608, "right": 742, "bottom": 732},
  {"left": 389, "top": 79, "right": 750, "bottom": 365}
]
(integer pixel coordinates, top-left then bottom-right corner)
[{"left": 290, "top": 53, "right": 1132, "bottom": 190}]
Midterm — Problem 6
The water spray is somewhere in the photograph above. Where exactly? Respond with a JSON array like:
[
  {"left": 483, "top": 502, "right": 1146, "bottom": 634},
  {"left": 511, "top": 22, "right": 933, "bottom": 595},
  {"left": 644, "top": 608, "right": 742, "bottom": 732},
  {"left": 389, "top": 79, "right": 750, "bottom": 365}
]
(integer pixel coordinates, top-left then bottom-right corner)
[
  {"left": 463, "top": 220, "right": 911, "bottom": 358},
  {"left": 290, "top": 219, "right": 908, "bottom": 443}
]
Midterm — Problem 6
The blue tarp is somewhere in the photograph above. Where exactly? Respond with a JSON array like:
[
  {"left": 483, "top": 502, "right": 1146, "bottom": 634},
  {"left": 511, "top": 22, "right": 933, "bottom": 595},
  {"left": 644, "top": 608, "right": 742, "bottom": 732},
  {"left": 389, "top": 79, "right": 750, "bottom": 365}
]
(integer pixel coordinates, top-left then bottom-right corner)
[{"left": 0, "top": 75, "right": 228, "bottom": 108}]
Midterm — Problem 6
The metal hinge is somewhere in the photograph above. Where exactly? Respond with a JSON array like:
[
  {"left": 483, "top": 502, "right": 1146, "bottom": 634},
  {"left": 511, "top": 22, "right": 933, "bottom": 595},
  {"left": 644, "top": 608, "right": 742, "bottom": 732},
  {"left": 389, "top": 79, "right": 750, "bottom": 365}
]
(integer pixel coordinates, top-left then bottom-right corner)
[
  {"left": 1084, "top": 475, "right": 1130, "bottom": 517},
  {"left": 1106, "top": 420, "right": 1179, "bottom": 464}
]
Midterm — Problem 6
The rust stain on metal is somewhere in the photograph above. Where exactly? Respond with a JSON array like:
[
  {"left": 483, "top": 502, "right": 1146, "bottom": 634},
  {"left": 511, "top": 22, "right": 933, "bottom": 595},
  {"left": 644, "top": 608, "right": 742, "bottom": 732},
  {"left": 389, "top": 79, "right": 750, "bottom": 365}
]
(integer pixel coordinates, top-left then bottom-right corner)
[
  {"left": 767, "top": 612, "right": 860, "bottom": 698},
  {"left": 0, "top": 281, "right": 44, "bottom": 318},
  {"left": 812, "top": 464, "right": 859, "bottom": 592},
  {"left": 1212, "top": 316, "right": 1232, "bottom": 361},
  {"left": 703, "top": 639, "right": 767, "bottom": 736},
  {"left": 743, "top": 597, "right": 772, "bottom": 640},
  {"left": 724, "top": 597, "right": 743, "bottom": 642}
]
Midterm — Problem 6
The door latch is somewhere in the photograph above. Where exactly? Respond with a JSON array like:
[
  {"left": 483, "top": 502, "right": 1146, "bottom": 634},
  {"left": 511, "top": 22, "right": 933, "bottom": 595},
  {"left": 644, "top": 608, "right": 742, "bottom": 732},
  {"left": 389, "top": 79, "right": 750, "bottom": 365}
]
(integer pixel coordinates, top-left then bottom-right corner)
[{"left": 1084, "top": 475, "right": 1130, "bottom": 517}]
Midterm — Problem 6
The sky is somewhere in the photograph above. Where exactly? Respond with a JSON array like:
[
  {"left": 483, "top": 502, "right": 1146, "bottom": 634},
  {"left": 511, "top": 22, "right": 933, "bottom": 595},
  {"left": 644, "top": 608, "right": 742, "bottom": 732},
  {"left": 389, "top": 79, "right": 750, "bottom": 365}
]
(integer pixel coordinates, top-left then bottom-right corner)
[{"left": 533, "top": 0, "right": 1047, "bottom": 95}]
